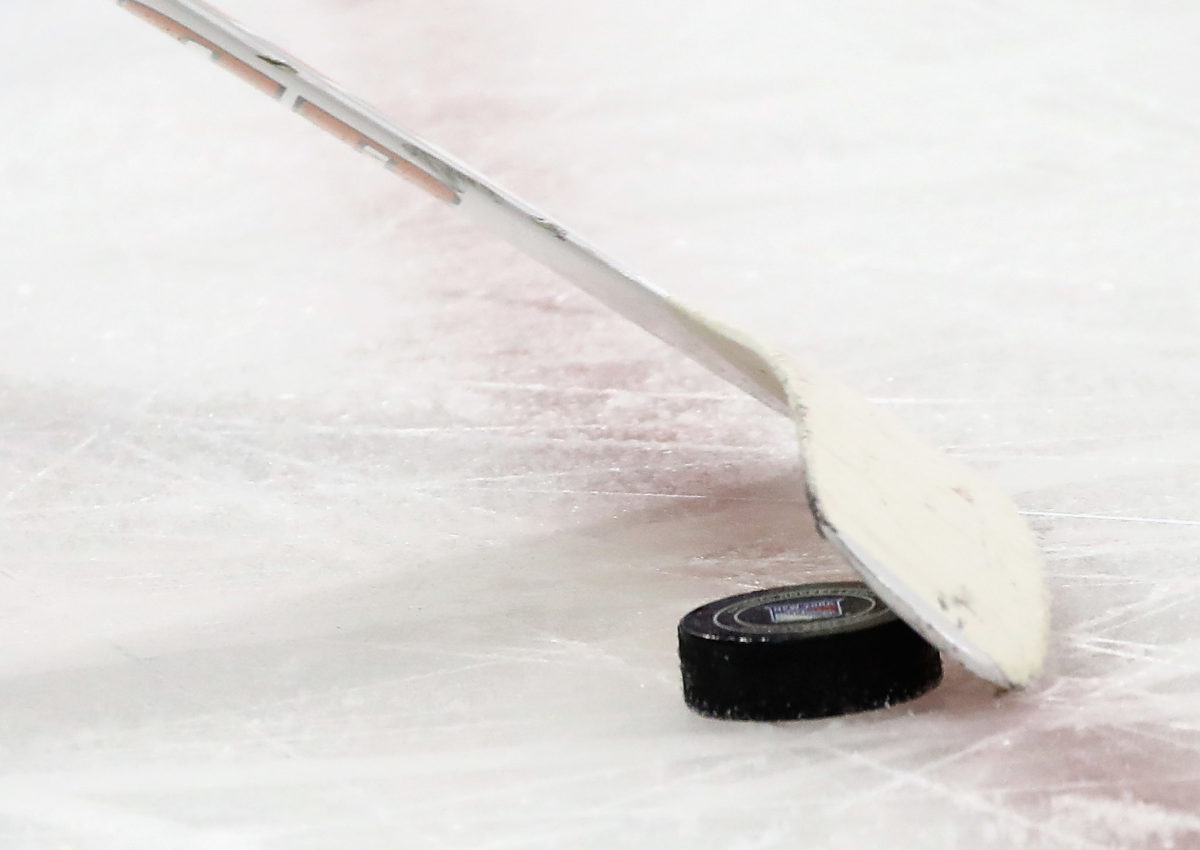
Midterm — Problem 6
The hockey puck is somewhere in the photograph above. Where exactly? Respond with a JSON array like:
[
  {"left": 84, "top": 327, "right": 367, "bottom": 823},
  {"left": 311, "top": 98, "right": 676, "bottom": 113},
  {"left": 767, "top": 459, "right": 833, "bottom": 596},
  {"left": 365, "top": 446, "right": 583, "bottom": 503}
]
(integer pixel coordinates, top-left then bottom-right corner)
[{"left": 678, "top": 582, "right": 942, "bottom": 720}]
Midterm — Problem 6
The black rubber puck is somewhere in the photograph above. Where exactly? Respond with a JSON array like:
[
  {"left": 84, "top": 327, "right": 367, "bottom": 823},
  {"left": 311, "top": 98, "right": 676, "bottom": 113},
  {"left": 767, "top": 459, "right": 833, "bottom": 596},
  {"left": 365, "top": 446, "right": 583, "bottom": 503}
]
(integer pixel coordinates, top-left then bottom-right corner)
[{"left": 678, "top": 582, "right": 943, "bottom": 720}]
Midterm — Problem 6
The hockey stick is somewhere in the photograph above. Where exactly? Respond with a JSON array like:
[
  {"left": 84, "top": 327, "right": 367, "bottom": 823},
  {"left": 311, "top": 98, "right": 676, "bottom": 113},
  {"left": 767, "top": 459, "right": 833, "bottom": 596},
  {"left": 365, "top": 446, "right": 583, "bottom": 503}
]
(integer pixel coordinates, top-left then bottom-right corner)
[{"left": 114, "top": 0, "right": 1048, "bottom": 687}]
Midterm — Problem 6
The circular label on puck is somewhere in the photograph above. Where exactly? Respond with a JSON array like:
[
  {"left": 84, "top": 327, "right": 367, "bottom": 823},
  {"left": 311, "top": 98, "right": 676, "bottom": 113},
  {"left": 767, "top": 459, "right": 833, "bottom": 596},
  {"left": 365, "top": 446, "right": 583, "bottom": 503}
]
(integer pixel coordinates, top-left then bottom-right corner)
[{"left": 687, "top": 583, "right": 897, "bottom": 640}]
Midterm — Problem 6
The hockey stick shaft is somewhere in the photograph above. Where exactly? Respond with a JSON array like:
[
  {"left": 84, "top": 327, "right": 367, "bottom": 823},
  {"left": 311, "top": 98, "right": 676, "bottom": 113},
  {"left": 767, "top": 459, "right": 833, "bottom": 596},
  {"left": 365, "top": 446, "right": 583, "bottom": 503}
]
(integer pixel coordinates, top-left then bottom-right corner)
[{"left": 116, "top": 0, "right": 791, "bottom": 413}]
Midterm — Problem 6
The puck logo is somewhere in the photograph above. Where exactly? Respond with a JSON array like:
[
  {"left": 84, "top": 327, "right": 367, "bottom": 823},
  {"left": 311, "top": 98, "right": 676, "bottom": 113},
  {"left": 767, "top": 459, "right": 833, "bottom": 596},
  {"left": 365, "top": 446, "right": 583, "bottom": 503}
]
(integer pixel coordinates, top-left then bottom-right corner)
[
  {"left": 765, "top": 597, "right": 844, "bottom": 623},
  {"left": 705, "top": 584, "right": 889, "bottom": 637}
]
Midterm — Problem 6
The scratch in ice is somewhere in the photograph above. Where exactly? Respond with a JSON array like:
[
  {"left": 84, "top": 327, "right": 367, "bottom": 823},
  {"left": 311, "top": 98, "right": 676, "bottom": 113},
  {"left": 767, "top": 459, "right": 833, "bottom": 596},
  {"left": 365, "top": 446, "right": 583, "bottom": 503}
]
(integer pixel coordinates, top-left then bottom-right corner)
[{"left": 1021, "top": 510, "right": 1200, "bottom": 527}]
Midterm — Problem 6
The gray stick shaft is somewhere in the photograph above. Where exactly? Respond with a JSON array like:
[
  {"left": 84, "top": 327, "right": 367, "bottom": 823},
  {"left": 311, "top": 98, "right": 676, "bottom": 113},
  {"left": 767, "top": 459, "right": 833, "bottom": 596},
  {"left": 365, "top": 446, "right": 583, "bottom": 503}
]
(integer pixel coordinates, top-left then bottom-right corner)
[{"left": 120, "top": 0, "right": 791, "bottom": 414}]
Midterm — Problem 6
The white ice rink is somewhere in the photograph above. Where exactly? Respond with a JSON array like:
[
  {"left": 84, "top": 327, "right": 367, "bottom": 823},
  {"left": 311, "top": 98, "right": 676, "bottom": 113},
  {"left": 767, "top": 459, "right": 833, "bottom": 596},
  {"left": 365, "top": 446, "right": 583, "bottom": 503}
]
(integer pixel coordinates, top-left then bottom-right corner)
[{"left": 4, "top": 1, "right": 1200, "bottom": 847}]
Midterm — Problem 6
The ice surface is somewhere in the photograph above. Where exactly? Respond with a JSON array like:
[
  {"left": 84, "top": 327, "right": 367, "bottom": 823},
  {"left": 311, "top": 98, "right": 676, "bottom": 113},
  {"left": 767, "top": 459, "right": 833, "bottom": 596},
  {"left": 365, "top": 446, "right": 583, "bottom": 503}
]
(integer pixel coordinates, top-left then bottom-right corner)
[{"left": 3, "top": 1, "right": 1200, "bottom": 848}]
